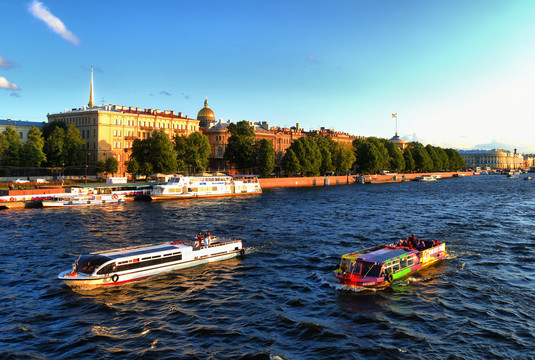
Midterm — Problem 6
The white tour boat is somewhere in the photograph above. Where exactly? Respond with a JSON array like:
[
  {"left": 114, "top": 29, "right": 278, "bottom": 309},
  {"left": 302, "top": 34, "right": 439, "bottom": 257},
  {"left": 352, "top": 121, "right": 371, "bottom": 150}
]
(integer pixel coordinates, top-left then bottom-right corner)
[
  {"left": 135, "top": 175, "right": 262, "bottom": 201},
  {"left": 58, "top": 236, "right": 244, "bottom": 288},
  {"left": 42, "top": 193, "right": 125, "bottom": 207}
]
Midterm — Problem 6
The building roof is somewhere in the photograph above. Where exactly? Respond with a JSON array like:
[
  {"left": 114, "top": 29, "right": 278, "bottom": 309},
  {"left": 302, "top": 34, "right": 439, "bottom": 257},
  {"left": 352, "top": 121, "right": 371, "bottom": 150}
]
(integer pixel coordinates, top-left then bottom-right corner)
[{"left": 0, "top": 119, "right": 44, "bottom": 127}]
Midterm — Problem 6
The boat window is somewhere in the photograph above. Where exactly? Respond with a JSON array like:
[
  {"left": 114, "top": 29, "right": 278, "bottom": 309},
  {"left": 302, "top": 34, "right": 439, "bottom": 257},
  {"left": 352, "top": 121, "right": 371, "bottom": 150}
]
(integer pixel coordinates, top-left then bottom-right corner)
[
  {"left": 361, "top": 262, "right": 382, "bottom": 278},
  {"left": 116, "top": 254, "right": 182, "bottom": 272},
  {"left": 96, "top": 263, "right": 115, "bottom": 275},
  {"left": 400, "top": 257, "right": 408, "bottom": 269},
  {"left": 75, "top": 255, "right": 112, "bottom": 275},
  {"left": 339, "top": 259, "right": 352, "bottom": 272},
  {"left": 407, "top": 255, "right": 416, "bottom": 267}
]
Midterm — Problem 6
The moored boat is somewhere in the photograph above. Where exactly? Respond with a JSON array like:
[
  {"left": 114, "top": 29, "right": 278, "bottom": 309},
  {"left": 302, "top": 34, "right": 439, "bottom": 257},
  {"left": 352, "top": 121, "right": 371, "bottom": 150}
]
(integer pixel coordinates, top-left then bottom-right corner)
[
  {"left": 42, "top": 193, "right": 125, "bottom": 207},
  {"left": 58, "top": 235, "right": 244, "bottom": 288},
  {"left": 135, "top": 174, "right": 262, "bottom": 201},
  {"left": 334, "top": 237, "right": 448, "bottom": 287},
  {"left": 415, "top": 175, "right": 437, "bottom": 182}
]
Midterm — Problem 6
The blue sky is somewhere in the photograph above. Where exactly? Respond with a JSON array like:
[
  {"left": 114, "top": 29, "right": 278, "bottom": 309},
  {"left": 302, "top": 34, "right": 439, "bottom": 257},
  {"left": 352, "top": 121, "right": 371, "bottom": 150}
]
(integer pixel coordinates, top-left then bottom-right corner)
[{"left": 1, "top": 0, "right": 535, "bottom": 152}]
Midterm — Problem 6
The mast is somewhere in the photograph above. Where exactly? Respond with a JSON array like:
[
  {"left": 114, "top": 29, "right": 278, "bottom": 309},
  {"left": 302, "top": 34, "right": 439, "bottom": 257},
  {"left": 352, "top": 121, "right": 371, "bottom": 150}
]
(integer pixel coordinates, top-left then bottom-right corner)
[{"left": 88, "top": 66, "right": 94, "bottom": 107}]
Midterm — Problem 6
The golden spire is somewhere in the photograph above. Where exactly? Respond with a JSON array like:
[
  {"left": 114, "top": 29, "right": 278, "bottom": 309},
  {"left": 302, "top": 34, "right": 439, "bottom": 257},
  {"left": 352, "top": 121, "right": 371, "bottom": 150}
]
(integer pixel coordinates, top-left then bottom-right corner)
[{"left": 88, "top": 65, "right": 94, "bottom": 107}]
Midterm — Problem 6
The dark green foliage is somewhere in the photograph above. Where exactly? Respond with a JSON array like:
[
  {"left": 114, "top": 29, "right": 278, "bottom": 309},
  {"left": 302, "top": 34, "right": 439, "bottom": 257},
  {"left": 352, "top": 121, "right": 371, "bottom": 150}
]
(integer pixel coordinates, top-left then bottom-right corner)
[
  {"left": 256, "top": 139, "right": 275, "bottom": 177},
  {"left": 174, "top": 132, "right": 211, "bottom": 175},
  {"left": 224, "top": 121, "right": 256, "bottom": 171},
  {"left": 22, "top": 126, "right": 46, "bottom": 167}
]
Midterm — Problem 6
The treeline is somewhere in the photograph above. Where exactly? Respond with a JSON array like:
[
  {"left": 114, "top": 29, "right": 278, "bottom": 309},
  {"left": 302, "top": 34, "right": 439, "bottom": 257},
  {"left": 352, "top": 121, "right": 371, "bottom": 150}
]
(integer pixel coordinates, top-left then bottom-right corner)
[
  {"left": 0, "top": 121, "right": 84, "bottom": 168},
  {"left": 353, "top": 137, "right": 465, "bottom": 174},
  {"left": 1, "top": 120, "right": 466, "bottom": 178}
]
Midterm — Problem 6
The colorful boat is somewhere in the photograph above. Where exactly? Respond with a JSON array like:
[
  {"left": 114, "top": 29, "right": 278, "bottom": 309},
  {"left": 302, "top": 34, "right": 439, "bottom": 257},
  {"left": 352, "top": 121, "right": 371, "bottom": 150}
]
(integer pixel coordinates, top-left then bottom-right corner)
[
  {"left": 58, "top": 236, "right": 244, "bottom": 288},
  {"left": 135, "top": 174, "right": 262, "bottom": 201},
  {"left": 334, "top": 239, "right": 448, "bottom": 287}
]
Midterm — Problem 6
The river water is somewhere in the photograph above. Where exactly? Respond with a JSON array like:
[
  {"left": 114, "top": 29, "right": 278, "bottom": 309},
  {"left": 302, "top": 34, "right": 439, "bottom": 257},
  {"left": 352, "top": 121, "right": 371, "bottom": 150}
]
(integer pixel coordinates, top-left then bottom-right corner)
[{"left": 1, "top": 175, "right": 534, "bottom": 359}]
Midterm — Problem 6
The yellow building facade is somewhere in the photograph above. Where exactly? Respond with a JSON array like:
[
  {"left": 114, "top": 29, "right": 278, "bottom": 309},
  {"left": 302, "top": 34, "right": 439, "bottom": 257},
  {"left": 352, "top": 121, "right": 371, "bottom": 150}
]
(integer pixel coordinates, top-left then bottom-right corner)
[{"left": 47, "top": 105, "right": 199, "bottom": 176}]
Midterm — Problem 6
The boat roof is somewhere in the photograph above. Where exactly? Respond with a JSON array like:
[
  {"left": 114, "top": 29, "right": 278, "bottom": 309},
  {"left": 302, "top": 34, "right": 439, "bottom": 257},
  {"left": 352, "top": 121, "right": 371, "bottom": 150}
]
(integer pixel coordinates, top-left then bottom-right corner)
[
  {"left": 91, "top": 242, "right": 186, "bottom": 259},
  {"left": 344, "top": 247, "right": 410, "bottom": 264}
]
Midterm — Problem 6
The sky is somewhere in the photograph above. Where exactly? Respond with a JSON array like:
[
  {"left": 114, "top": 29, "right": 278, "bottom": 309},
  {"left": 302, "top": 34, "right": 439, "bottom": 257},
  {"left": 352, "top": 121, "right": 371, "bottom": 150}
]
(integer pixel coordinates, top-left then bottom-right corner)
[{"left": 1, "top": 0, "right": 535, "bottom": 152}]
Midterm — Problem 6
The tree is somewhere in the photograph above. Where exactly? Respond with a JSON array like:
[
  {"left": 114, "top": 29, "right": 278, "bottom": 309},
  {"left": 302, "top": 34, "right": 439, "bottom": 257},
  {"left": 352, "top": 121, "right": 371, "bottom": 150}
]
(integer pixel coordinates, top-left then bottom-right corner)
[
  {"left": 332, "top": 143, "right": 356, "bottom": 174},
  {"left": 403, "top": 147, "right": 416, "bottom": 172},
  {"left": 64, "top": 123, "right": 85, "bottom": 166},
  {"left": 129, "top": 130, "right": 177, "bottom": 175},
  {"left": 44, "top": 126, "right": 65, "bottom": 167},
  {"left": 281, "top": 148, "right": 300, "bottom": 175},
  {"left": 105, "top": 156, "right": 119, "bottom": 176},
  {"left": 174, "top": 132, "right": 211, "bottom": 174},
  {"left": 149, "top": 129, "right": 178, "bottom": 174},
  {"left": 425, "top": 144, "right": 442, "bottom": 171},
  {"left": 445, "top": 148, "right": 465, "bottom": 170},
  {"left": 0, "top": 132, "right": 7, "bottom": 164},
  {"left": 126, "top": 157, "right": 140, "bottom": 179},
  {"left": 355, "top": 141, "right": 383, "bottom": 174},
  {"left": 384, "top": 141, "right": 405, "bottom": 173},
  {"left": 256, "top": 139, "right": 275, "bottom": 177},
  {"left": 224, "top": 120, "right": 256, "bottom": 172},
  {"left": 22, "top": 126, "right": 46, "bottom": 166},
  {"left": 412, "top": 146, "right": 433, "bottom": 172},
  {"left": 2, "top": 126, "right": 24, "bottom": 166}
]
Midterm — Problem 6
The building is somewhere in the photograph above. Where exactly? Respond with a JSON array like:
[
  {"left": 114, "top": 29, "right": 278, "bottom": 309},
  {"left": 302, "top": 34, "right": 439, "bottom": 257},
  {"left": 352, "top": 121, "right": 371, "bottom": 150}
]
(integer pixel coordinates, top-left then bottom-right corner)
[
  {"left": 47, "top": 67, "right": 199, "bottom": 175},
  {"left": 0, "top": 119, "right": 45, "bottom": 142},
  {"left": 458, "top": 149, "right": 524, "bottom": 170},
  {"left": 308, "top": 127, "right": 361, "bottom": 146},
  {"left": 389, "top": 133, "right": 408, "bottom": 152}
]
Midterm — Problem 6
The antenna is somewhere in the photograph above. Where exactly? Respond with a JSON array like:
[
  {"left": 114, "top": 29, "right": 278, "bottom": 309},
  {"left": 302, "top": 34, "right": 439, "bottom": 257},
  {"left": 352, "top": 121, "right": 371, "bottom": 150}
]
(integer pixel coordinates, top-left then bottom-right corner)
[{"left": 100, "top": 97, "right": 106, "bottom": 105}]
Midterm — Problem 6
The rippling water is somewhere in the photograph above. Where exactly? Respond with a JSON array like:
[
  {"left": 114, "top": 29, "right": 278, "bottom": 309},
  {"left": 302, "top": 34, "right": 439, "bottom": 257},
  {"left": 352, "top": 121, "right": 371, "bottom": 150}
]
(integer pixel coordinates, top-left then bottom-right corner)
[{"left": 1, "top": 175, "right": 534, "bottom": 359}]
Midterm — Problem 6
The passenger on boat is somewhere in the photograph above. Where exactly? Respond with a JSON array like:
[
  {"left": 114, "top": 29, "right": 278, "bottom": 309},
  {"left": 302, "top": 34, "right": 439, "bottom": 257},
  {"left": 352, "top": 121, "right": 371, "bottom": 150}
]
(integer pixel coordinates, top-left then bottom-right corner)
[
  {"left": 196, "top": 232, "right": 203, "bottom": 247},
  {"left": 204, "top": 232, "right": 212, "bottom": 246}
]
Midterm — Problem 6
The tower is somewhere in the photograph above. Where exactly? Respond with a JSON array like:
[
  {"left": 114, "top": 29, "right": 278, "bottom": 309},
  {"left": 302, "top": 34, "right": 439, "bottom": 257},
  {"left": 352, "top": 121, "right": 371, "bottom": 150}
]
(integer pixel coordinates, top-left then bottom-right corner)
[
  {"left": 197, "top": 98, "right": 216, "bottom": 128},
  {"left": 88, "top": 66, "right": 94, "bottom": 108}
]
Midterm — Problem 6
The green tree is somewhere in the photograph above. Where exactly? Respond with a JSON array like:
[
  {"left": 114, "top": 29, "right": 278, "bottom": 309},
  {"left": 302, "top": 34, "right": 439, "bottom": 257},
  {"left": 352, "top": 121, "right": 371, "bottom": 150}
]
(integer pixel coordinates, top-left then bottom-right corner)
[
  {"left": 41, "top": 120, "right": 67, "bottom": 140},
  {"left": 281, "top": 148, "right": 300, "bottom": 175},
  {"left": 44, "top": 126, "right": 65, "bottom": 167},
  {"left": 2, "top": 126, "right": 24, "bottom": 166},
  {"left": 367, "top": 137, "right": 390, "bottom": 171},
  {"left": 425, "top": 144, "right": 442, "bottom": 171},
  {"left": 105, "top": 156, "right": 119, "bottom": 176},
  {"left": 384, "top": 141, "right": 405, "bottom": 173},
  {"left": 64, "top": 123, "right": 85, "bottom": 166},
  {"left": 332, "top": 143, "right": 356, "bottom": 174},
  {"left": 174, "top": 132, "right": 211, "bottom": 174},
  {"left": 0, "top": 132, "right": 7, "bottom": 164},
  {"left": 126, "top": 157, "right": 140, "bottom": 179},
  {"left": 224, "top": 120, "right": 256, "bottom": 172},
  {"left": 22, "top": 126, "right": 46, "bottom": 166},
  {"left": 412, "top": 145, "right": 433, "bottom": 172},
  {"left": 445, "top": 148, "right": 465, "bottom": 170},
  {"left": 130, "top": 130, "right": 177, "bottom": 175},
  {"left": 256, "top": 139, "right": 275, "bottom": 177},
  {"left": 355, "top": 141, "right": 383, "bottom": 174},
  {"left": 403, "top": 147, "right": 416, "bottom": 172},
  {"left": 289, "top": 137, "right": 321, "bottom": 176}
]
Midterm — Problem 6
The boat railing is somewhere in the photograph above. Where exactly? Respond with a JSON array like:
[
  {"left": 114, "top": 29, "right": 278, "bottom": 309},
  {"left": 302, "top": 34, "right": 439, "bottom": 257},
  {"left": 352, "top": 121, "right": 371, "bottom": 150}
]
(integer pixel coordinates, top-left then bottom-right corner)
[{"left": 91, "top": 242, "right": 158, "bottom": 255}]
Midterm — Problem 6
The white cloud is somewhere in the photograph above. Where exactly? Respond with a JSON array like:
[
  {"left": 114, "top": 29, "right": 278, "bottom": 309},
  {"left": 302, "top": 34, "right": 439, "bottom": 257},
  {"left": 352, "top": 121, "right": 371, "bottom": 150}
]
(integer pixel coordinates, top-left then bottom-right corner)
[
  {"left": 0, "top": 56, "right": 18, "bottom": 70},
  {"left": 28, "top": 1, "right": 80, "bottom": 46},
  {"left": 0, "top": 77, "right": 20, "bottom": 90}
]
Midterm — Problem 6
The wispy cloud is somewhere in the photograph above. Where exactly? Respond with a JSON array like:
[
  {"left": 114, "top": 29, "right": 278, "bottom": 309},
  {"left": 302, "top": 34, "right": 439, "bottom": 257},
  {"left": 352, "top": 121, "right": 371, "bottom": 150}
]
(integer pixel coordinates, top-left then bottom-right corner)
[
  {"left": 160, "top": 90, "right": 171, "bottom": 96},
  {"left": 181, "top": 93, "right": 190, "bottom": 100},
  {"left": 307, "top": 55, "right": 321, "bottom": 65},
  {"left": 0, "top": 56, "right": 18, "bottom": 70},
  {"left": 0, "top": 76, "right": 20, "bottom": 91},
  {"left": 28, "top": 1, "right": 80, "bottom": 46}
]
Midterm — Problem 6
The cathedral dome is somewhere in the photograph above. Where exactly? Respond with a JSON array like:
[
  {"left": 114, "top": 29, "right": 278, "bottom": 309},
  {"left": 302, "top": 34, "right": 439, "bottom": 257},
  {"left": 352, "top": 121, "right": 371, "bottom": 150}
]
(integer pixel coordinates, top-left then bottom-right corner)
[{"left": 197, "top": 98, "right": 215, "bottom": 127}]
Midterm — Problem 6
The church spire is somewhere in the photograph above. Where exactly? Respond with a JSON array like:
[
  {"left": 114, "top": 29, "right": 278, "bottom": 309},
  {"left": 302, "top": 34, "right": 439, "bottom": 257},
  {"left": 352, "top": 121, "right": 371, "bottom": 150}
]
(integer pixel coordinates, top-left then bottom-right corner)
[
  {"left": 88, "top": 66, "right": 94, "bottom": 107},
  {"left": 204, "top": 97, "right": 209, "bottom": 108}
]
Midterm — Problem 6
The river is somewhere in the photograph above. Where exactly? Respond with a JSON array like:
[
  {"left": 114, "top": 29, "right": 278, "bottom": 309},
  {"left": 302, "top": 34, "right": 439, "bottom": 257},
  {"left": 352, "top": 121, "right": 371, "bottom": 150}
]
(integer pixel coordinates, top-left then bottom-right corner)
[{"left": 1, "top": 174, "right": 534, "bottom": 359}]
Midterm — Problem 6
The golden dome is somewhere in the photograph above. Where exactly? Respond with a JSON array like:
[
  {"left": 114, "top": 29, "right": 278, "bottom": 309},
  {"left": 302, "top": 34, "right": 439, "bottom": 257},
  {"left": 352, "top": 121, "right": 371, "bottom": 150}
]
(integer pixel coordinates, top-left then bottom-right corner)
[{"left": 197, "top": 98, "right": 215, "bottom": 127}]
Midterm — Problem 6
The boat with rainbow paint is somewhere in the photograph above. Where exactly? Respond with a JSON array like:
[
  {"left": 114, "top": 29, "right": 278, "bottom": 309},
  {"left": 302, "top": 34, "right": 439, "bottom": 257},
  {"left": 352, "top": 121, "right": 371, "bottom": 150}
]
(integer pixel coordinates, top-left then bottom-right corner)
[{"left": 334, "top": 236, "right": 448, "bottom": 287}]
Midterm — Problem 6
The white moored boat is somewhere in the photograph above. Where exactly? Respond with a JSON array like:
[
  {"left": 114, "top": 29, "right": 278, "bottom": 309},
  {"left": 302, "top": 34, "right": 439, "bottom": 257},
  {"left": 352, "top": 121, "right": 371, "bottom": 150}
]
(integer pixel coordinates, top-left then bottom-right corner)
[
  {"left": 135, "top": 175, "right": 262, "bottom": 201},
  {"left": 58, "top": 236, "right": 244, "bottom": 288},
  {"left": 42, "top": 193, "right": 125, "bottom": 207}
]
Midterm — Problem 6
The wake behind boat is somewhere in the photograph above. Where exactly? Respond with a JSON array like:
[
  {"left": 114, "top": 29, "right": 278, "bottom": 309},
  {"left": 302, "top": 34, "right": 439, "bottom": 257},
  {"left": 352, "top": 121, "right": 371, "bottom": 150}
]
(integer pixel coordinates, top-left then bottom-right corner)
[
  {"left": 135, "top": 174, "right": 261, "bottom": 201},
  {"left": 334, "top": 235, "right": 448, "bottom": 287},
  {"left": 58, "top": 235, "right": 244, "bottom": 288}
]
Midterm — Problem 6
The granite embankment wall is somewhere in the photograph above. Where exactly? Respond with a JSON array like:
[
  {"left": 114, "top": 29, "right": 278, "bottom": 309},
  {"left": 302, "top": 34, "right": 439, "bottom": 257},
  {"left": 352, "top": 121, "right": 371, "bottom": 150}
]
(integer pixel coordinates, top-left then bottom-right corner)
[{"left": 259, "top": 172, "right": 474, "bottom": 189}]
